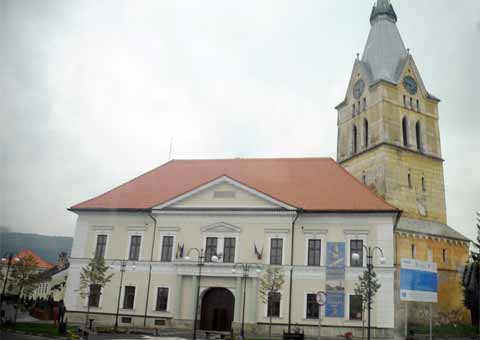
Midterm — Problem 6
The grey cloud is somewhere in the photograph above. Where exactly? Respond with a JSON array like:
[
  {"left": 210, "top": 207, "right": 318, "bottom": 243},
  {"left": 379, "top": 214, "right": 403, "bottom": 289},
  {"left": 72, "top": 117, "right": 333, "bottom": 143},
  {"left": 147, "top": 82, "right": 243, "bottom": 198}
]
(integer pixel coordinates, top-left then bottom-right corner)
[{"left": 0, "top": 0, "right": 479, "bottom": 241}]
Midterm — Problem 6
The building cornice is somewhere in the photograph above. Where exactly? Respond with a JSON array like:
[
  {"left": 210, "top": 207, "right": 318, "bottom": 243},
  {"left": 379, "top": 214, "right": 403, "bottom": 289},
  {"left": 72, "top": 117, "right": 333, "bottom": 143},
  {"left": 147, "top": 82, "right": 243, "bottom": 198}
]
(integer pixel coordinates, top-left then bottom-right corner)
[{"left": 339, "top": 142, "right": 444, "bottom": 164}]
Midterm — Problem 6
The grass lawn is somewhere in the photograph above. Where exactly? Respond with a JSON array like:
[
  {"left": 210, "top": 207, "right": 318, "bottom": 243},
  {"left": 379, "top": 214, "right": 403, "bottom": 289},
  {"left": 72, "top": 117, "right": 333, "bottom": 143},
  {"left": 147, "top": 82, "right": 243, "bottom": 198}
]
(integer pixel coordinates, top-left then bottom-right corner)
[
  {"left": 411, "top": 323, "right": 478, "bottom": 336},
  {"left": 8, "top": 322, "right": 77, "bottom": 337}
]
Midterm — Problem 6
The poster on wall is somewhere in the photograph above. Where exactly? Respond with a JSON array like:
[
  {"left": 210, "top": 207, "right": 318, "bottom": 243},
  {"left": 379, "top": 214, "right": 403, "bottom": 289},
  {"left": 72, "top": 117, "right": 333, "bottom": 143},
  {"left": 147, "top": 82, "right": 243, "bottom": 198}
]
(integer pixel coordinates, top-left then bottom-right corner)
[
  {"left": 325, "top": 242, "right": 346, "bottom": 318},
  {"left": 326, "top": 242, "right": 346, "bottom": 280},
  {"left": 325, "top": 291, "right": 345, "bottom": 317},
  {"left": 400, "top": 258, "right": 438, "bottom": 303}
]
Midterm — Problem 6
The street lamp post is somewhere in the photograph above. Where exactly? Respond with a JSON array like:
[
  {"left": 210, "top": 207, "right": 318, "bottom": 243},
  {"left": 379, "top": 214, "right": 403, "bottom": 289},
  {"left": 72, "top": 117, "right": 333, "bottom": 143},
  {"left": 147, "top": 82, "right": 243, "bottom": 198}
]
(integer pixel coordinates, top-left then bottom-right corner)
[
  {"left": 352, "top": 246, "right": 386, "bottom": 340},
  {"left": 113, "top": 259, "right": 136, "bottom": 332},
  {"left": 185, "top": 248, "right": 219, "bottom": 340},
  {"left": 0, "top": 254, "right": 20, "bottom": 307},
  {"left": 232, "top": 263, "right": 262, "bottom": 339}
]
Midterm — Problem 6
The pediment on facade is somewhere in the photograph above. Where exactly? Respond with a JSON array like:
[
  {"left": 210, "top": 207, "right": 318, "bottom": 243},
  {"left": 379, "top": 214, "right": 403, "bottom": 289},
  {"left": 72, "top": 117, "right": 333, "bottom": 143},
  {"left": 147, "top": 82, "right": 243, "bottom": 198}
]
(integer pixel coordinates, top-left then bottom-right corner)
[
  {"left": 154, "top": 176, "right": 292, "bottom": 210},
  {"left": 397, "top": 56, "right": 439, "bottom": 102},
  {"left": 201, "top": 222, "right": 241, "bottom": 234},
  {"left": 336, "top": 60, "right": 372, "bottom": 109}
]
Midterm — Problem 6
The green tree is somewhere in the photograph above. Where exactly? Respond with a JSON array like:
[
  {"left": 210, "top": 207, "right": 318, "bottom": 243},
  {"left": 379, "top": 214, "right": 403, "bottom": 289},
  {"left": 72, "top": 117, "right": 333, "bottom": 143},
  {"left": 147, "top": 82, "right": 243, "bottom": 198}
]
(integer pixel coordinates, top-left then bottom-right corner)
[
  {"left": 462, "top": 212, "right": 480, "bottom": 331},
  {"left": 259, "top": 266, "right": 285, "bottom": 340},
  {"left": 77, "top": 256, "right": 113, "bottom": 328},
  {"left": 354, "top": 269, "right": 381, "bottom": 339}
]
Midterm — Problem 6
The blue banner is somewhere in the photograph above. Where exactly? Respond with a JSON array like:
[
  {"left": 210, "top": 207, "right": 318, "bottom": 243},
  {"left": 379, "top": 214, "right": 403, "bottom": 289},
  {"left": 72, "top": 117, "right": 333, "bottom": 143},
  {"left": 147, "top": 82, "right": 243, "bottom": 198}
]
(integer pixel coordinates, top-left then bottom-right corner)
[
  {"left": 400, "top": 268, "right": 438, "bottom": 292},
  {"left": 325, "top": 242, "right": 346, "bottom": 318},
  {"left": 326, "top": 242, "right": 346, "bottom": 281},
  {"left": 325, "top": 291, "right": 345, "bottom": 318}
]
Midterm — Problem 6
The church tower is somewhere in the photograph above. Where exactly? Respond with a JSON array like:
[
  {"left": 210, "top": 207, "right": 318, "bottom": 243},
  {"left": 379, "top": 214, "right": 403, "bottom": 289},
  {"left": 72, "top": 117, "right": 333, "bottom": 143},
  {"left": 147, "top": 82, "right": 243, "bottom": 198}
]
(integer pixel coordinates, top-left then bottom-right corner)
[
  {"left": 336, "top": 0, "right": 445, "bottom": 223},
  {"left": 336, "top": 0, "right": 469, "bottom": 321}
]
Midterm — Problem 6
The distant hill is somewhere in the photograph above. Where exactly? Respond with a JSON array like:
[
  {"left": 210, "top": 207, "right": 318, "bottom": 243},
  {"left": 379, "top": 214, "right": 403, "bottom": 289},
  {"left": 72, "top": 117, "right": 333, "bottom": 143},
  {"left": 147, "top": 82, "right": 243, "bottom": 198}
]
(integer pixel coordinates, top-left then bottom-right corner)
[{"left": 0, "top": 232, "right": 73, "bottom": 264}]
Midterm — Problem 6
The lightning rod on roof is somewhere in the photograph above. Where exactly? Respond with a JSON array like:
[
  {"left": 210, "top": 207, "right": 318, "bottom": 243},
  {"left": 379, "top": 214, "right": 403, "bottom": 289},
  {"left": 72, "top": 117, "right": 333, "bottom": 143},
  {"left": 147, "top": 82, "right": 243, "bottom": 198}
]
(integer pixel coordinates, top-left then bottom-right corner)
[{"left": 168, "top": 137, "right": 173, "bottom": 161}]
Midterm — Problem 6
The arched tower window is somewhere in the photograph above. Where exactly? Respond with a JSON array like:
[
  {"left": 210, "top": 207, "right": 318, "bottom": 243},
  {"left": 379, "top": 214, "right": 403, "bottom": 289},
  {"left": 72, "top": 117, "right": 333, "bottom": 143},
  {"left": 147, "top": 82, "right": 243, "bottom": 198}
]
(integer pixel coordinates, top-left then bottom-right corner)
[
  {"left": 422, "top": 176, "right": 426, "bottom": 192},
  {"left": 364, "top": 119, "right": 369, "bottom": 148},
  {"left": 415, "top": 121, "right": 422, "bottom": 151},
  {"left": 352, "top": 104, "right": 356, "bottom": 117},
  {"left": 352, "top": 125, "right": 358, "bottom": 154},
  {"left": 402, "top": 117, "right": 409, "bottom": 147}
]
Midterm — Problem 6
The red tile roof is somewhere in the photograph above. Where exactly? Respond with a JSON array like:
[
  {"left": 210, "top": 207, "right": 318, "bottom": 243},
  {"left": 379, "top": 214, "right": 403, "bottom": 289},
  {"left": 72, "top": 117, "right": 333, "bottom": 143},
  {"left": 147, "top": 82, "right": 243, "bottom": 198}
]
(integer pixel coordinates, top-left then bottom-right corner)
[
  {"left": 71, "top": 158, "right": 398, "bottom": 212},
  {"left": 15, "top": 250, "right": 55, "bottom": 269}
]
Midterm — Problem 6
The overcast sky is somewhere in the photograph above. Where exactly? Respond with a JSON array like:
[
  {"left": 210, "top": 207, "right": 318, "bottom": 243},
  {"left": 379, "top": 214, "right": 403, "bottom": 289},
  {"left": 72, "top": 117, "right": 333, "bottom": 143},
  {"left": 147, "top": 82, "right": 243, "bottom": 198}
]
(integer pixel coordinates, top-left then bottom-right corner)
[{"left": 1, "top": 0, "right": 479, "bottom": 241}]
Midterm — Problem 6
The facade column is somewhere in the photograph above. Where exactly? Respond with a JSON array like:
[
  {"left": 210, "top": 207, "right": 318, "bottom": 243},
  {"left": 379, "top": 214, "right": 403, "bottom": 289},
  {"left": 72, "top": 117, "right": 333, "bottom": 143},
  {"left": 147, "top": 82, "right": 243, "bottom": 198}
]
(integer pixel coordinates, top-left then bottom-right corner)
[
  {"left": 175, "top": 274, "right": 183, "bottom": 319},
  {"left": 234, "top": 277, "right": 242, "bottom": 322},
  {"left": 191, "top": 275, "right": 198, "bottom": 320}
]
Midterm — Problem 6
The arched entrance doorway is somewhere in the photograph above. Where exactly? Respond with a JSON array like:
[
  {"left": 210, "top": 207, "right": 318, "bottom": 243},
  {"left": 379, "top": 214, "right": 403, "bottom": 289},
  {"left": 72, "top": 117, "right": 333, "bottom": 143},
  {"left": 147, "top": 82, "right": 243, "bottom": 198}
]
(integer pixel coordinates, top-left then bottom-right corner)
[{"left": 200, "top": 287, "right": 235, "bottom": 332}]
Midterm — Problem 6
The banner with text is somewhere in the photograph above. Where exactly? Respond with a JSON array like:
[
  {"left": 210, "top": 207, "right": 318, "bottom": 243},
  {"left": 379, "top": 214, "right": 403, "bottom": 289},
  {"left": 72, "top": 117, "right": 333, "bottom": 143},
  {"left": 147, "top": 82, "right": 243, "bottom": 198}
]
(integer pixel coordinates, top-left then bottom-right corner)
[
  {"left": 400, "top": 258, "right": 438, "bottom": 303},
  {"left": 325, "top": 242, "right": 346, "bottom": 318}
]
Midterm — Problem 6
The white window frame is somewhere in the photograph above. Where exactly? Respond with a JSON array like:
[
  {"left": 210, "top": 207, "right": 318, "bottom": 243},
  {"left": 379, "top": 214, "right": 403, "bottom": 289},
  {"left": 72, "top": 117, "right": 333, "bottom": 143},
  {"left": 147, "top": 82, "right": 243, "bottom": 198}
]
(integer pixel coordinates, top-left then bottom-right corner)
[
  {"left": 344, "top": 230, "right": 368, "bottom": 267},
  {"left": 158, "top": 232, "right": 177, "bottom": 262},
  {"left": 346, "top": 293, "right": 363, "bottom": 322},
  {"left": 83, "top": 285, "right": 104, "bottom": 309},
  {"left": 120, "top": 285, "right": 137, "bottom": 311},
  {"left": 126, "top": 230, "right": 145, "bottom": 261},
  {"left": 303, "top": 231, "right": 327, "bottom": 266},
  {"left": 265, "top": 229, "right": 289, "bottom": 266},
  {"left": 303, "top": 292, "right": 322, "bottom": 319},
  {"left": 152, "top": 284, "right": 171, "bottom": 313},
  {"left": 92, "top": 227, "right": 112, "bottom": 259},
  {"left": 263, "top": 289, "right": 283, "bottom": 318},
  {"left": 202, "top": 233, "right": 239, "bottom": 263}
]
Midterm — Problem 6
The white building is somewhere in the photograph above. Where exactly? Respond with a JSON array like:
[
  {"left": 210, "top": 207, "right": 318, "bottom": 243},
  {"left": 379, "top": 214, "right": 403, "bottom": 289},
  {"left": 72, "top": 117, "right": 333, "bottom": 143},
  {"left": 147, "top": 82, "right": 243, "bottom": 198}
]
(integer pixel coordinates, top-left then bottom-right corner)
[
  {"left": 65, "top": 158, "right": 399, "bottom": 338},
  {"left": 33, "top": 253, "right": 70, "bottom": 302}
]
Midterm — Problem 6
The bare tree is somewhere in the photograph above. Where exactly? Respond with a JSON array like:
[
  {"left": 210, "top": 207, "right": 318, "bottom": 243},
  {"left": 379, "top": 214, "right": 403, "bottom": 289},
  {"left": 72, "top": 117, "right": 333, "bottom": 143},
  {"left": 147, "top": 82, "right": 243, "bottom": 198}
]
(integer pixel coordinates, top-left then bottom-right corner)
[
  {"left": 259, "top": 266, "right": 285, "bottom": 340},
  {"left": 77, "top": 256, "right": 113, "bottom": 328},
  {"left": 354, "top": 269, "right": 381, "bottom": 340}
]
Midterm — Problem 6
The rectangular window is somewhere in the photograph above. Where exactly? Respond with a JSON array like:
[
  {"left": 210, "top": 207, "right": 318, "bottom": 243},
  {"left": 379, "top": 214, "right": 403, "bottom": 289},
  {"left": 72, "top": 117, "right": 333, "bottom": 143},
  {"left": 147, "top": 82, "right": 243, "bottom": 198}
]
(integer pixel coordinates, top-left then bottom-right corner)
[
  {"left": 306, "top": 293, "right": 319, "bottom": 319},
  {"left": 95, "top": 235, "right": 107, "bottom": 258},
  {"left": 156, "top": 287, "right": 169, "bottom": 311},
  {"left": 129, "top": 235, "right": 142, "bottom": 261},
  {"left": 363, "top": 98, "right": 367, "bottom": 111},
  {"left": 88, "top": 284, "right": 101, "bottom": 307},
  {"left": 267, "top": 292, "right": 281, "bottom": 317},
  {"left": 270, "top": 238, "right": 283, "bottom": 265},
  {"left": 307, "top": 239, "right": 321, "bottom": 266},
  {"left": 121, "top": 317, "right": 132, "bottom": 324},
  {"left": 350, "top": 240, "right": 363, "bottom": 267},
  {"left": 205, "top": 237, "right": 218, "bottom": 262},
  {"left": 443, "top": 249, "right": 448, "bottom": 263},
  {"left": 403, "top": 95, "right": 407, "bottom": 107},
  {"left": 155, "top": 319, "right": 166, "bottom": 326},
  {"left": 349, "top": 295, "right": 362, "bottom": 320},
  {"left": 161, "top": 236, "right": 174, "bottom": 262},
  {"left": 427, "top": 248, "right": 433, "bottom": 262},
  {"left": 411, "top": 244, "right": 416, "bottom": 259},
  {"left": 416, "top": 99, "right": 420, "bottom": 111},
  {"left": 223, "top": 238, "right": 236, "bottom": 263},
  {"left": 123, "top": 286, "right": 136, "bottom": 309}
]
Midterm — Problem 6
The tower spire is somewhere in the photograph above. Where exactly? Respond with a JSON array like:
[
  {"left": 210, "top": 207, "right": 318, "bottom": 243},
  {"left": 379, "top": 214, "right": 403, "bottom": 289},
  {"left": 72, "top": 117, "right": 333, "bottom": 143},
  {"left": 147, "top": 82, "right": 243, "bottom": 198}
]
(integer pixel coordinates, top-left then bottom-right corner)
[
  {"left": 362, "top": 0, "right": 406, "bottom": 84},
  {"left": 370, "top": 0, "right": 397, "bottom": 24}
]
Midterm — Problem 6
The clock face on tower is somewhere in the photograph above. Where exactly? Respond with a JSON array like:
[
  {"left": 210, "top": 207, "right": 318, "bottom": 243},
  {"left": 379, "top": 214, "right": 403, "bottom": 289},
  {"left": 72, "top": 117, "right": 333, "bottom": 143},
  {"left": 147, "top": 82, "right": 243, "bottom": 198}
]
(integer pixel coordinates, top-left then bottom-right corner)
[
  {"left": 403, "top": 76, "right": 418, "bottom": 95},
  {"left": 353, "top": 79, "right": 365, "bottom": 99}
]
